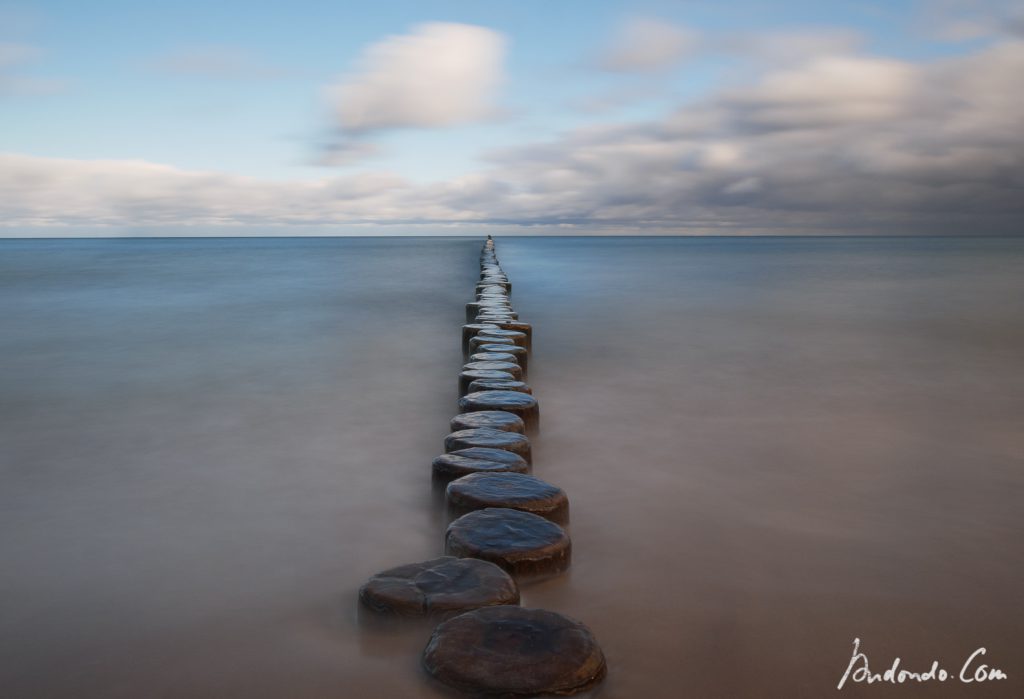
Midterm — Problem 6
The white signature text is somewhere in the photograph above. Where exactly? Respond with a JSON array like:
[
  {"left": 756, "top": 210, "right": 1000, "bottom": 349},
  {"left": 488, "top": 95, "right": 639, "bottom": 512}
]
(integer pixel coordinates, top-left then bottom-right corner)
[{"left": 838, "top": 638, "right": 1008, "bottom": 690}]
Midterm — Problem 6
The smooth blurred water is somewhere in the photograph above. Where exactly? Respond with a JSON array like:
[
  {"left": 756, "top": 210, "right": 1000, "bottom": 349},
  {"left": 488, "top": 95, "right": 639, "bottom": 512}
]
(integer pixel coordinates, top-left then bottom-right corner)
[{"left": 1, "top": 236, "right": 1021, "bottom": 698}]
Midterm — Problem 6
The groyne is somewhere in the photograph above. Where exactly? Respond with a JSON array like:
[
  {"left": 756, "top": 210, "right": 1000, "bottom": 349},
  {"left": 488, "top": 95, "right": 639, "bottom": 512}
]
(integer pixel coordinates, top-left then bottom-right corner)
[{"left": 359, "top": 236, "right": 606, "bottom": 696}]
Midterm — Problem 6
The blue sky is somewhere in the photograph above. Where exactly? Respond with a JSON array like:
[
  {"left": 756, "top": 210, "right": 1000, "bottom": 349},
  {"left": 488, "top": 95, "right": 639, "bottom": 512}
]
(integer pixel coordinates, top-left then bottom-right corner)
[{"left": 2, "top": 0, "right": 1021, "bottom": 234}]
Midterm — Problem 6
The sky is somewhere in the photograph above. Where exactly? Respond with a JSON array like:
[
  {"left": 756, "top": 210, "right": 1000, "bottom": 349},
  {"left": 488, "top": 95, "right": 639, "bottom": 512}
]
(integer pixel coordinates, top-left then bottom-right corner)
[{"left": 1, "top": 0, "right": 1022, "bottom": 235}]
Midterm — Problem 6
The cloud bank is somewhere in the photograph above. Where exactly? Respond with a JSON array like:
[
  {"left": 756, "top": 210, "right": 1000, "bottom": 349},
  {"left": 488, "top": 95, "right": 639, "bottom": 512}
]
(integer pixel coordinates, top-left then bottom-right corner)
[{"left": 3, "top": 37, "right": 1022, "bottom": 235}]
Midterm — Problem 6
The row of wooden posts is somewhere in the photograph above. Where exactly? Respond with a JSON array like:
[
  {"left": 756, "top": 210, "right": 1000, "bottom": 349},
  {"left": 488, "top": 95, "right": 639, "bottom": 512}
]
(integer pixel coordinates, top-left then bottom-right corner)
[{"left": 358, "top": 236, "right": 606, "bottom": 696}]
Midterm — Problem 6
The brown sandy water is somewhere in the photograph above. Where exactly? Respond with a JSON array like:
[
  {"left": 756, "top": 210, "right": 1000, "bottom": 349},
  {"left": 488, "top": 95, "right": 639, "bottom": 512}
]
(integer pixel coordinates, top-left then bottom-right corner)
[{"left": 1, "top": 236, "right": 1021, "bottom": 698}]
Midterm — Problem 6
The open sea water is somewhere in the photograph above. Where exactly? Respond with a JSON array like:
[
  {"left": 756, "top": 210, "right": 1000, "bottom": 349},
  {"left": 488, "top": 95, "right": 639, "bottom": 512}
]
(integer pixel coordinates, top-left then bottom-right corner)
[{"left": 1, "top": 236, "right": 1022, "bottom": 698}]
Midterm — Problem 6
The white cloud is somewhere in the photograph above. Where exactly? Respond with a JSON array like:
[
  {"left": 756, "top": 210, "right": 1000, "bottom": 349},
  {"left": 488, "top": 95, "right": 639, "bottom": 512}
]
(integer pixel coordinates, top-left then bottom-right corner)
[
  {"left": 329, "top": 22, "right": 505, "bottom": 133},
  {"left": 715, "top": 29, "right": 864, "bottom": 67},
  {"left": 724, "top": 55, "right": 921, "bottom": 128},
  {"left": 153, "top": 45, "right": 285, "bottom": 79},
  {"left": 0, "top": 41, "right": 64, "bottom": 94},
  {"left": 598, "top": 18, "right": 698, "bottom": 72},
  {"left": 0, "top": 42, "right": 38, "bottom": 68}
]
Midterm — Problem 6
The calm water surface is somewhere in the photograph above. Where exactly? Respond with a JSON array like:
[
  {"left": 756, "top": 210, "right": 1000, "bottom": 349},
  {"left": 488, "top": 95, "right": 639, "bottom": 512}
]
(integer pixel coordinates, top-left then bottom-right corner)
[{"left": 1, "top": 236, "right": 1021, "bottom": 698}]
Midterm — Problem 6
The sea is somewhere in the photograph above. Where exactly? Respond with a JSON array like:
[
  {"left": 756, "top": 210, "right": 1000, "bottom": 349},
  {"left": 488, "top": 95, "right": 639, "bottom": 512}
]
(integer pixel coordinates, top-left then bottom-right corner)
[{"left": 1, "top": 236, "right": 1022, "bottom": 698}]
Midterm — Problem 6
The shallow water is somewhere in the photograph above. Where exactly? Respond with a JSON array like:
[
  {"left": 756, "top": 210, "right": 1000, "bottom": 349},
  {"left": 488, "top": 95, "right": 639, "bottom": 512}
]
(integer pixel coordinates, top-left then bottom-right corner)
[{"left": 1, "top": 236, "right": 1021, "bottom": 698}]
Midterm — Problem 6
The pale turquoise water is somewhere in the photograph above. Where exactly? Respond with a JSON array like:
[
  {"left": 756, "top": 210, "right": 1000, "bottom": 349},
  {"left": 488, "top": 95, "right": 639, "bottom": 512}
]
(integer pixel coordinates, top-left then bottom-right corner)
[{"left": 1, "top": 237, "right": 1022, "bottom": 698}]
